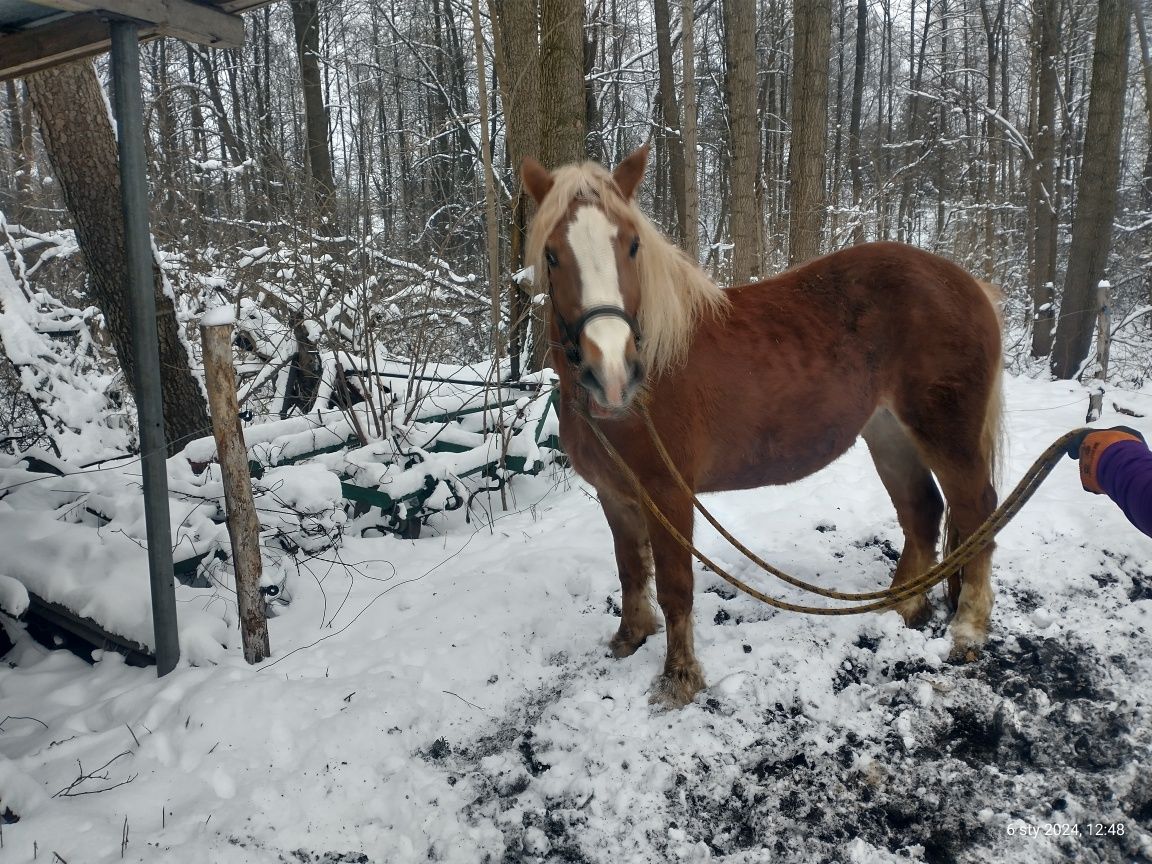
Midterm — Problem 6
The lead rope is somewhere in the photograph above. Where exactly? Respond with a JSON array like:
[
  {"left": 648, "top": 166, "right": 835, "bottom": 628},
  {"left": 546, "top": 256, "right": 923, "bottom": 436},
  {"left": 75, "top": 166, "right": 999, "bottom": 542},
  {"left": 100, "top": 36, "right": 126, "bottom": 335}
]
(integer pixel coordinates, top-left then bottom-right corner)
[{"left": 577, "top": 404, "right": 1079, "bottom": 616}]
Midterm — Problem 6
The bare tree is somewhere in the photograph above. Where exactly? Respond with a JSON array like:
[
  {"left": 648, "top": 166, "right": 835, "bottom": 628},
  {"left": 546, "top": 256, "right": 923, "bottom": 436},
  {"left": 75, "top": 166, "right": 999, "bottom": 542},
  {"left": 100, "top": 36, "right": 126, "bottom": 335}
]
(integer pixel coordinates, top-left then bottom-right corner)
[
  {"left": 1029, "top": 0, "right": 1060, "bottom": 358},
  {"left": 540, "top": 0, "right": 587, "bottom": 168},
  {"left": 291, "top": 0, "right": 337, "bottom": 227},
  {"left": 491, "top": 0, "right": 542, "bottom": 374},
  {"left": 682, "top": 0, "right": 701, "bottom": 261},
  {"left": 848, "top": 0, "right": 866, "bottom": 244},
  {"left": 26, "top": 61, "right": 211, "bottom": 452},
  {"left": 1134, "top": 3, "right": 1152, "bottom": 207},
  {"left": 655, "top": 0, "right": 688, "bottom": 244},
  {"left": 788, "top": 0, "right": 832, "bottom": 265},
  {"left": 723, "top": 0, "right": 761, "bottom": 283},
  {"left": 1051, "top": 0, "right": 1132, "bottom": 379}
]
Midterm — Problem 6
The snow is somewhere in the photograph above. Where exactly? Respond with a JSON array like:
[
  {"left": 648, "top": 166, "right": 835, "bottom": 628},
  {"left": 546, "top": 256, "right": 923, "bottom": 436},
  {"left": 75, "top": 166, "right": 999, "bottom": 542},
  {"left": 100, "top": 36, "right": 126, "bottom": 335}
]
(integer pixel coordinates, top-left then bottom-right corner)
[
  {"left": 199, "top": 305, "right": 236, "bottom": 327},
  {"left": 0, "top": 254, "right": 133, "bottom": 461},
  {"left": 0, "top": 374, "right": 1150, "bottom": 863},
  {"left": 0, "top": 574, "right": 29, "bottom": 617}
]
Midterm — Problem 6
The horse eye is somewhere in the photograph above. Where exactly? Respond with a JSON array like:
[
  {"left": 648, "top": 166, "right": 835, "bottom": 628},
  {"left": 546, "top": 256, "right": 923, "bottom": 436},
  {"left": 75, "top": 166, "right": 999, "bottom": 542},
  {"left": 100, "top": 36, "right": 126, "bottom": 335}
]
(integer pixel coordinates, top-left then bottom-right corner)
[
  {"left": 545, "top": 248, "right": 559, "bottom": 268},
  {"left": 629, "top": 237, "right": 640, "bottom": 258}
]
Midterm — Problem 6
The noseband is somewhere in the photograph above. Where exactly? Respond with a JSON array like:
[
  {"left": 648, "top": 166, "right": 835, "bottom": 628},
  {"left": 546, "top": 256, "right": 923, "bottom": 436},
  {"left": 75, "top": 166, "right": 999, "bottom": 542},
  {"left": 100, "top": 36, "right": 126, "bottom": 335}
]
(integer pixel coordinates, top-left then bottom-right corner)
[{"left": 551, "top": 302, "right": 642, "bottom": 366}]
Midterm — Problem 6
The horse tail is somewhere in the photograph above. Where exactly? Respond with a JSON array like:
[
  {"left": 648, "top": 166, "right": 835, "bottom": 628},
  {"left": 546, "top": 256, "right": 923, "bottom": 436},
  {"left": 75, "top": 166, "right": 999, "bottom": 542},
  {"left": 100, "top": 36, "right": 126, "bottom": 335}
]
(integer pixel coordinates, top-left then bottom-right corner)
[
  {"left": 977, "top": 280, "right": 1005, "bottom": 491},
  {"left": 943, "top": 277, "right": 1004, "bottom": 610}
]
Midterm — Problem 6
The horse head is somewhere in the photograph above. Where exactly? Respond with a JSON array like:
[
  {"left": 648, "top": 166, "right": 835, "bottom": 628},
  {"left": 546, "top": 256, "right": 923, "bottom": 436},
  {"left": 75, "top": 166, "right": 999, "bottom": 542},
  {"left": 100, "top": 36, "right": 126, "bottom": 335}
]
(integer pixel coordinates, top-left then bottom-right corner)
[{"left": 521, "top": 146, "right": 651, "bottom": 418}]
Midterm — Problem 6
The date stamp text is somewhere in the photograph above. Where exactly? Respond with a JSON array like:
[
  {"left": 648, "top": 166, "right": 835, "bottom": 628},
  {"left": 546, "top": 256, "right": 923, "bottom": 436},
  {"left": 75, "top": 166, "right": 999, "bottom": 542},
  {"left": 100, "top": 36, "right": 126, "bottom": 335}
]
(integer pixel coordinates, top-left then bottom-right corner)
[{"left": 1006, "top": 823, "right": 1126, "bottom": 838}]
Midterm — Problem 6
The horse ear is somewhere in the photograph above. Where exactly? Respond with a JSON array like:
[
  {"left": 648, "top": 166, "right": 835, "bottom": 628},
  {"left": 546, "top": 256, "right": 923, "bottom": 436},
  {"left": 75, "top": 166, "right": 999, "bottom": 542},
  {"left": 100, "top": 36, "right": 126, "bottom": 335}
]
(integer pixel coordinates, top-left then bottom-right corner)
[
  {"left": 521, "top": 157, "right": 554, "bottom": 204},
  {"left": 613, "top": 144, "right": 650, "bottom": 200}
]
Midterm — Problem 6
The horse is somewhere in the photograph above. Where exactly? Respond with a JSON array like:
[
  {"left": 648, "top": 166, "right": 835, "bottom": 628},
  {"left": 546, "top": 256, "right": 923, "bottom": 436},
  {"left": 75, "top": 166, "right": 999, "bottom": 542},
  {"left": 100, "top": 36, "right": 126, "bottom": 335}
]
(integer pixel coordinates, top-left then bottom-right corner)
[{"left": 522, "top": 145, "right": 1002, "bottom": 707}]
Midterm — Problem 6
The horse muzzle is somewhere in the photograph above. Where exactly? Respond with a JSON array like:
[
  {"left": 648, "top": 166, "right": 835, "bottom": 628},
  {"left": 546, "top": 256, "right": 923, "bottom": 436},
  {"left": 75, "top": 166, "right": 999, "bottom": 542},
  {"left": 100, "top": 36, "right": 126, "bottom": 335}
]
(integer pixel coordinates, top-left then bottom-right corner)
[{"left": 580, "top": 356, "right": 646, "bottom": 418}]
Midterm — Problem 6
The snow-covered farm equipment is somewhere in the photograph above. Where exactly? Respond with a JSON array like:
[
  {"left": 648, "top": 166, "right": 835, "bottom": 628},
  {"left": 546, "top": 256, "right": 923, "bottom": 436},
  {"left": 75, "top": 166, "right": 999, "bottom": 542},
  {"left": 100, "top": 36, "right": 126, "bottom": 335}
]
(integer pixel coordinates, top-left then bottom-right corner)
[{"left": 183, "top": 371, "right": 562, "bottom": 544}]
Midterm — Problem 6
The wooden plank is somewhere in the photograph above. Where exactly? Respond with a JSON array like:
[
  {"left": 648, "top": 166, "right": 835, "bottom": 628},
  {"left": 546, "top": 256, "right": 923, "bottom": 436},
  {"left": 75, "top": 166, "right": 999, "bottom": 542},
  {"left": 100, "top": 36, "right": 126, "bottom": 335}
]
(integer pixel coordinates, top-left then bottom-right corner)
[
  {"left": 8, "top": 0, "right": 93, "bottom": 16},
  {"left": 0, "top": 13, "right": 122, "bottom": 81},
  {"left": 212, "top": 0, "right": 279, "bottom": 14},
  {"left": 202, "top": 321, "right": 270, "bottom": 664},
  {"left": 1, "top": 0, "right": 254, "bottom": 82},
  {"left": 82, "top": 0, "right": 245, "bottom": 47},
  {"left": 23, "top": 0, "right": 245, "bottom": 47}
]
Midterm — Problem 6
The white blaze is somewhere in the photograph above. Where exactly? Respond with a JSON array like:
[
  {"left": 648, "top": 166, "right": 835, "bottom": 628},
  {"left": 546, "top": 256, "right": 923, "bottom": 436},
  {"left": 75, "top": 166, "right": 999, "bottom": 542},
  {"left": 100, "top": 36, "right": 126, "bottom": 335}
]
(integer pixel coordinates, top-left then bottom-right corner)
[{"left": 566, "top": 206, "right": 631, "bottom": 402}]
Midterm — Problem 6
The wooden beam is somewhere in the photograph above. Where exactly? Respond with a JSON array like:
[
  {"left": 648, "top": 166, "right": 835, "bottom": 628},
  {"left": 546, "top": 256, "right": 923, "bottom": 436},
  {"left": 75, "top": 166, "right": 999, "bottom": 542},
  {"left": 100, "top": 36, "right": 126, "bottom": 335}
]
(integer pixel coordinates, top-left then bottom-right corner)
[
  {"left": 21, "top": 0, "right": 244, "bottom": 47},
  {"left": 1, "top": 0, "right": 256, "bottom": 81},
  {"left": 0, "top": 12, "right": 122, "bottom": 81},
  {"left": 115, "top": 0, "right": 244, "bottom": 46}
]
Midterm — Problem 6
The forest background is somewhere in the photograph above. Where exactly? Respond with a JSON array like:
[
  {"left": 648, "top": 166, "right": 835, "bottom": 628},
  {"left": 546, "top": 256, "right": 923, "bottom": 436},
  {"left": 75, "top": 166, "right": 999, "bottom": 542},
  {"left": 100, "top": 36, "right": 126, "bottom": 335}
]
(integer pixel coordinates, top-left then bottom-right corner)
[{"left": 0, "top": 0, "right": 1149, "bottom": 456}]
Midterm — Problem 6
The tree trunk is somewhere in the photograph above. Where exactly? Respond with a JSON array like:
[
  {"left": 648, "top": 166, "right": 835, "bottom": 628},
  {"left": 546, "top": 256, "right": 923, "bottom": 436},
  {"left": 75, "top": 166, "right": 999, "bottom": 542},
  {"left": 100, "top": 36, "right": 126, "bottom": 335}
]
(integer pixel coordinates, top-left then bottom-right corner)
[
  {"left": 291, "top": 0, "right": 337, "bottom": 227},
  {"left": 829, "top": 0, "right": 846, "bottom": 242},
  {"left": 979, "top": 0, "right": 1004, "bottom": 280},
  {"left": 535, "top": 0, "right": 585, "bottom": 369},
  {"left": 723, "top": 0, "right": 761, "bottom": 283},
  {"left": 682, "top": 0, "right": 701, "bottom": 261},
  {"left": 654, "top": 0, "right": 687, "bottom": 243},
  {"left": 26, "top": 60, "right": 211, "bottom": 454},
  {"left": 1051, "top": 0, "right": 1131, "bottom": 379},
  {"left": 788, "top": 0, "right": 832, "bottom": 265},
  {"left": 895, "top": 0, "right": 933, "bottom": 245},
  {"left": 492, "top": 0, "right": 543, "bottom": 373},
  {"left": 540, "top": 0, "right": 586, "bottom": 168},
  {"left": 1029, "top": 0, "right": 1059, "bottom": 359},
  {"left": 5, "top": 81, "right": 34, "bottom": 212},
  {"left": 471, "top": 0, "right": 503, "bottom": 362},
  {"left": 848, "top": 0, "right": 866, "bottom": 244},
  {"left": 583, "top": 16, "right": 604, "bottom": 164},
  {"left": 1134, "top": 3, "right": 1152, "bottom": 207}
]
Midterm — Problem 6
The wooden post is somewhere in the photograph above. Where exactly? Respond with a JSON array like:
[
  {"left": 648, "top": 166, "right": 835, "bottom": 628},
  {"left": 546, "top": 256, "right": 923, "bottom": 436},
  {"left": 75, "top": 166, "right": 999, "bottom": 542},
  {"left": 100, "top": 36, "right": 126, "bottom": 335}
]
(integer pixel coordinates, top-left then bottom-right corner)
[
  {"left": 200, "top": 319, "right": 270, "bottom": 663},
  {"left": 1086, "top": 279, "right": 1112, "bottom": 423}
]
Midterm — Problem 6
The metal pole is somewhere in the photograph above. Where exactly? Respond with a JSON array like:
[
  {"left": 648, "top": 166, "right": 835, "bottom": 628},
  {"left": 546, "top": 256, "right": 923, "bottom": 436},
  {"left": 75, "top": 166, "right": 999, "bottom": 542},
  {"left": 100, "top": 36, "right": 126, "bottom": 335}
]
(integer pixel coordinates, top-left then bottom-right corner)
[{"left": 109, "top": 21, "right": 181, "bottom": 676}]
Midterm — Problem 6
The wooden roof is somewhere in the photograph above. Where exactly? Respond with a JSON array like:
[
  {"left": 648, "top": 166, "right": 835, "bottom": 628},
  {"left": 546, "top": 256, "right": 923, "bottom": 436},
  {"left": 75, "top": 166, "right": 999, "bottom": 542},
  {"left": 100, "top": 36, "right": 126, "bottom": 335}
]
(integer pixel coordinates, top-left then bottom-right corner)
[{"left": 0, "top": 0, "right": 272, "bottom": 81}]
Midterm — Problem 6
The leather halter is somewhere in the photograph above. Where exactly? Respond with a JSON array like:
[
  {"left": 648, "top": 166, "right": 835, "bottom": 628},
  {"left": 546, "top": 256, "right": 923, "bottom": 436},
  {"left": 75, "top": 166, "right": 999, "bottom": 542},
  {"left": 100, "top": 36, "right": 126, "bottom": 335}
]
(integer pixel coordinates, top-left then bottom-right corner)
[{"left": 551, "top": 301, "right": 642, "bottom": 367}]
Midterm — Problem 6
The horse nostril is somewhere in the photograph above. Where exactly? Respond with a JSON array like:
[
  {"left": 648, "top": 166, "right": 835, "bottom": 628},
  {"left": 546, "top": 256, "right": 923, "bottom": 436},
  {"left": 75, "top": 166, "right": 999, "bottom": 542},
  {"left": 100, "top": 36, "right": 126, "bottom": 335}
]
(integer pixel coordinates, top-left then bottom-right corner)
[
  {"left": 579, "top": 365, "right": 601, "bottom": 393},
  {"left": 629, "top": 359, "right": 646, "bottom": 388}
]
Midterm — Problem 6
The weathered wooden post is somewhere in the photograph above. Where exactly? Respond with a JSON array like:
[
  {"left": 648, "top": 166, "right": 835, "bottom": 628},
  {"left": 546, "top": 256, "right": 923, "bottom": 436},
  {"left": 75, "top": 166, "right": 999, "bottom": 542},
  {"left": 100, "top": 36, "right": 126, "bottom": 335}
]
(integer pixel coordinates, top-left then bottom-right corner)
[
  {"left": 1086, "top": 279, "right": 1112, "bottom": 423},
  {"left": 200, "top": 311, "right": 270, "bottom": 663}
]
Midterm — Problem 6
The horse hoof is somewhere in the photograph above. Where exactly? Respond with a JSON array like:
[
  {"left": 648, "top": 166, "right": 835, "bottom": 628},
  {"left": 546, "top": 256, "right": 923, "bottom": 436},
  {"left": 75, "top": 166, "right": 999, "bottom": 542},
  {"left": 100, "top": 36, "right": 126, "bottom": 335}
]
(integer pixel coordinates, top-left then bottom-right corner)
[
  {"left": 897, "top": 596, "right": 932, "bottom": 630},
  {"left": 609, "top": 632, "right": 648, "bottom": 658},
  {"left": 648, "top": 664, "right": 706, "bottom": 708},
  {"left": 948, "top": 622, "right": 986, "bottom": 664},
  {"left": 948, "top": 643, "right": 982, "bottom": 664}
]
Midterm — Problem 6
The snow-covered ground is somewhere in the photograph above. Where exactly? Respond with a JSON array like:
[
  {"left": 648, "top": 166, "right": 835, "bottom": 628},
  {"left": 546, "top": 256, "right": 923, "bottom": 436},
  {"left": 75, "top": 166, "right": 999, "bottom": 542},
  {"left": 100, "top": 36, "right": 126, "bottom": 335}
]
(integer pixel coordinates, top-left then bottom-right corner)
[{"left": 1, "top": 374, "right": 1150, "bottom": 864}]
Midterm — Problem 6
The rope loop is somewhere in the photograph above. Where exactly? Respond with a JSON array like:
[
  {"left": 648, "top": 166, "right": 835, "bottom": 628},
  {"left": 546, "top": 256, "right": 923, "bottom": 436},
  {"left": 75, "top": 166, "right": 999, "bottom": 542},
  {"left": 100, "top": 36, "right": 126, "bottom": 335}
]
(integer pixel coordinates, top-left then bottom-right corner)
[{"left": 577, "top": 404, "right": 1080, "bottom": 616}]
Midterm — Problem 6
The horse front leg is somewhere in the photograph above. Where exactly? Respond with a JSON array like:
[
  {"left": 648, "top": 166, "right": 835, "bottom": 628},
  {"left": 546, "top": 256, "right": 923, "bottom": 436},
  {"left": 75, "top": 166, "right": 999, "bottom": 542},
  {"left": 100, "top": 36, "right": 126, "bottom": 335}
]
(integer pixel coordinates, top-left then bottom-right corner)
[
  {"left": 599, "top": 489, "right": 660, "bottom": 658},
  {"left": 645, "top": 489, "right": 705, "bottom": 707}
]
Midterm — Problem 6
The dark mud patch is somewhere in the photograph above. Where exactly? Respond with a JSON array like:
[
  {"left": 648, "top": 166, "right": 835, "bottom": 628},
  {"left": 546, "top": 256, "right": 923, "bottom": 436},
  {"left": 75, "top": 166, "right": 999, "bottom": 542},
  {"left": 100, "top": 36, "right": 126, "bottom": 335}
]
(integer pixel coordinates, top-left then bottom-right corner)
[
  {"left": 666, "top": 634, "right": 1149, "bottom": 863},
  {"left": 1100, "top": 550, "right": 1152, "bottom": 603},
  {"left": 855, "top": 536, "right": 902, "bottom": 564},
  {"left": 220, "top": 836, "right": 371, "bottom": 864},
  {"left": 452, "top": 605, "right": 1150, "bottom": 863},
  {"left": 977, "top": 633, "right": 1107, "bottom": 702}
]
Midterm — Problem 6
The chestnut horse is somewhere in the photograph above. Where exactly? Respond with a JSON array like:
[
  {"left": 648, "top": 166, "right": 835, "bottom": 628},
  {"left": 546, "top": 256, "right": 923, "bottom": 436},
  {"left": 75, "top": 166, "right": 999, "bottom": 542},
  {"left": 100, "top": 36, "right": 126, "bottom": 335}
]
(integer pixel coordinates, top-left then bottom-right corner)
[{"left": 522, "top": 146, "right": 1002, "bottom": 707}]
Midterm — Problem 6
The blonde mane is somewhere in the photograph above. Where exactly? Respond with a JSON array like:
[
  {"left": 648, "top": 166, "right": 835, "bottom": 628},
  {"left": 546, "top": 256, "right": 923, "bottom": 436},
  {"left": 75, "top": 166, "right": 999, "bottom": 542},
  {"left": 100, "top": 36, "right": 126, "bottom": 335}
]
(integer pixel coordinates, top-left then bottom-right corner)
[{"left": 527, "top": 160, "right": 729, "bottom": 376}]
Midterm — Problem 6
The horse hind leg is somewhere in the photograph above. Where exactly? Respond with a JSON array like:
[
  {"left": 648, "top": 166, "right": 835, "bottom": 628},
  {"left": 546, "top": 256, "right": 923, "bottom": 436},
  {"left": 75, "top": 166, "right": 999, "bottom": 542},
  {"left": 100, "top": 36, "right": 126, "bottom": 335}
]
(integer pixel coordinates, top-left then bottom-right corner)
[
  {"left": 599, "top": 490, "right": 660, "bottom": 658},
  {"left": 861, "top": 409, "right": 944, "bottom": 629},
  {"left": 933, "top": 463, "right": 997, "bottom": 662},
  {"left": 896, "top": 394, "right": 1000, "bottom": 662}
]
